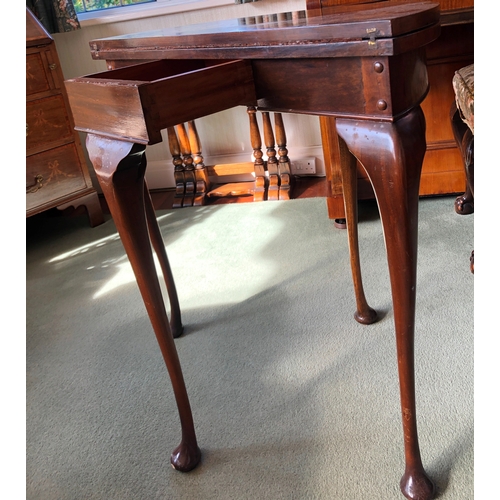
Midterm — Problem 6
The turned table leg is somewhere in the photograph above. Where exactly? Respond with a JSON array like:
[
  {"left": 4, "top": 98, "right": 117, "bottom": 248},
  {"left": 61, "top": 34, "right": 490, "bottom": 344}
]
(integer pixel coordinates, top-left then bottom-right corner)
[
  {"left": 337, "top": 107, "right": 435, "bottom": 500},
  {"left": 86, "top": 134, "right": 201, "bottom": 472}
]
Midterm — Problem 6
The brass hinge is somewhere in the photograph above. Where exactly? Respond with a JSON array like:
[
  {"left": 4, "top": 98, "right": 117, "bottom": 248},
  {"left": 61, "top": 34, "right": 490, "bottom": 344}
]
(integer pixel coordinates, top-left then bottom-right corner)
[{"left": 366, "top": 28, "right": 378, "bottom": 47}]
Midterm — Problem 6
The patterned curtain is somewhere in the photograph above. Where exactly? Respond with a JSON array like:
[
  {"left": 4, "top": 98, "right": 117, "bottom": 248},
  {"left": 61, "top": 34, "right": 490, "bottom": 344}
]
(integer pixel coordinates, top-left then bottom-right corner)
[{"left": 26, "top": 0, "right": 81, "bottom": 34}]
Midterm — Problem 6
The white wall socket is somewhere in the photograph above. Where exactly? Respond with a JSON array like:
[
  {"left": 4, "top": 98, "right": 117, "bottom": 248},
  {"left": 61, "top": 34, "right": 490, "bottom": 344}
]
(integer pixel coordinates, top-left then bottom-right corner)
[{"left": 290, "top": 157, "right": 317, "bottom": 175}]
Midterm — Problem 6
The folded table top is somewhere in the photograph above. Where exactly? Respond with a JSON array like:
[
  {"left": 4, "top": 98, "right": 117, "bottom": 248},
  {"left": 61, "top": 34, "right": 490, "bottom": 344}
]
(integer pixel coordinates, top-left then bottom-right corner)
[{"left": 89, "top": 1, "right": 440, "bottom": 61}]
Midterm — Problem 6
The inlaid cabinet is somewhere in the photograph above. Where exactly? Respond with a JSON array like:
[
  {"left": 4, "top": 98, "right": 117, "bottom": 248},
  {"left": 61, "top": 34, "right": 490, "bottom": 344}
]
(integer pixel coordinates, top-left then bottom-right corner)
[{"left": 26, "top": 7, "right": 103, "bottom": 226}]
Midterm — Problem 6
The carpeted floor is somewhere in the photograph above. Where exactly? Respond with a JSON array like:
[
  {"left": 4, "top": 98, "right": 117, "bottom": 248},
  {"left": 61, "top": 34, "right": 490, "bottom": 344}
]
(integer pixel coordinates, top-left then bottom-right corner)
[{"left": 26, "top": 196, "right": 473, "bottom": 499}]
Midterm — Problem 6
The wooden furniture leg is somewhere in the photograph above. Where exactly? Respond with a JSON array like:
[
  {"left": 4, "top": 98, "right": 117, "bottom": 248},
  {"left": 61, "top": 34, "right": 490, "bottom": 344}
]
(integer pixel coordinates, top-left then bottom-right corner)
[
  {"left": 186, "top": 120, "right": 210, "bottom": 206},
  {"left": 86, "top": 133, "right": 201, "bottom": 472},
  {"left": 176, "top": 123, "right": 196, "bottom": 207},
  {"left": 450, "top": 102, "right": 474, "bottom": 273},
  {"left": 336, "top": 107, "right": 435, "bottom": 500},
  {"left": 319, "top": 115, "right": 348, "bottom": 228},
  {"left": 262, "top": 111, "right": 280, "bottom": 201},
  {"left": 462, "top": 129, "right": 474, "bottom": 274},
  {"left": 450, "top": 103, "right": 474, "bottom": 215},
  {"left": 167, "top": 112, "right": 292, "bottom": 206},
  {"left": 248, "top": 106, "right": 267, "bottom": 202},
  {"left": 168, "top": 127, "right": 186, "bottom": 209},
  {"left": 337, "top": 133, "right": 378, "bottom": 325},
  {"left": 275, "top": 112, "right": 293, "bottom": 200},
  {"left": 143, "top": 182, "right": 184, "bottom": 338}
]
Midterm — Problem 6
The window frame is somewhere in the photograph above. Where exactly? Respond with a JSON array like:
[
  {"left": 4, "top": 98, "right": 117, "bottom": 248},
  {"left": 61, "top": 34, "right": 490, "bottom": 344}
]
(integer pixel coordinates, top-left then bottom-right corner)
[{"left": 76, "top": 0, "right": 236, "bottom": 26}]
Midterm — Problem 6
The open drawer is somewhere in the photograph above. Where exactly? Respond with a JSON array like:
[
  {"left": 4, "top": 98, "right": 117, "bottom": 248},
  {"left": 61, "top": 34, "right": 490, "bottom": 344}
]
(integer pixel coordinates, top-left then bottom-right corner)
[{"left": 65, "top": 59, "right": 256, "bottom": 145}]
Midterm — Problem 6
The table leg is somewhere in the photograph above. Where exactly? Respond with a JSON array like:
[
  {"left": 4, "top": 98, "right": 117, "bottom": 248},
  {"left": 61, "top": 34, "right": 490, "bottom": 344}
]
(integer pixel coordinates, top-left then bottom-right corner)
[
  {"left": 337, "top": 133, "right": 378, "bottom": 325},
  {"left": 143, "top": 181, "right": 184, "bottom": 338},
  {"left": 86, "top": 134, "right": 201, "bottom": 472},
  {"left": 336, "top": 107, "right": 435, "bottom": 500}
]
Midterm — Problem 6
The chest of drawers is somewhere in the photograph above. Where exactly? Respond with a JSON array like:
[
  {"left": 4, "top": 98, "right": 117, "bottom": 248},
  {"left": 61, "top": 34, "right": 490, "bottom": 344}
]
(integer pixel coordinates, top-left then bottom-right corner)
[{"left": 26, "top": 8, "right": 103, "bottom": 226}]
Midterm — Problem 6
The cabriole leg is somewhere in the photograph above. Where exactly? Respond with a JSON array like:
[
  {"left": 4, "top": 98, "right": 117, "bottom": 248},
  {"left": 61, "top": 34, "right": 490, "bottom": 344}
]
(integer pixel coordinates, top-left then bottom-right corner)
[
  {"left": 143, "top": 182, "right": 184, "bottom": 338},
  {"left": 86, "top": 134, "right": 201, "bottom": 472},
  {"left": 336, "top": 107, "right": 435, "bottom": 500},
  {"left": 337, "top": 133, "right": 378, "bottom": 325}
]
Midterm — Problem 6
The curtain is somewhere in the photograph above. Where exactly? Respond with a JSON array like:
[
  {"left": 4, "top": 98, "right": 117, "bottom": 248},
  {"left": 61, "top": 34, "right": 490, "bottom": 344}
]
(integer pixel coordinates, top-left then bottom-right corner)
[{"left": 26, "top": 0, "right": 81, "bottom": 34}]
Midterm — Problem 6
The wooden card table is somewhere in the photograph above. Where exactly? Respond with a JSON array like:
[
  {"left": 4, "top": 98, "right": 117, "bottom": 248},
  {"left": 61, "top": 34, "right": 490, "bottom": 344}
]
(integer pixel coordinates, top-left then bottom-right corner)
[{"left": 65, "top": 3, "right": 442, "bottom": 498}]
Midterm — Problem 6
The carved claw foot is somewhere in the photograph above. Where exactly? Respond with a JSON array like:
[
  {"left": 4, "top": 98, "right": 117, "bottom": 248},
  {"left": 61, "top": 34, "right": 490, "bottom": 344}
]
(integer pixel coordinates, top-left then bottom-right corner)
[
  {"left": 400, "top": 468, "right": 435, "bottom": 500},
  {"left": 354, "top": 307, "right": 378, "bottom": 325},
  {"left": 170, "top": 440, "right": 201, "bottom": 472}
]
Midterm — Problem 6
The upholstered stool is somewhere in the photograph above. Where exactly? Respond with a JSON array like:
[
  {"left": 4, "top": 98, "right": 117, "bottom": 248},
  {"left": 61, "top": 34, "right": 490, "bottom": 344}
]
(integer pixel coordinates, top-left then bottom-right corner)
[{"left": 450, "top": 63, "right": 474, "bottom": 273}]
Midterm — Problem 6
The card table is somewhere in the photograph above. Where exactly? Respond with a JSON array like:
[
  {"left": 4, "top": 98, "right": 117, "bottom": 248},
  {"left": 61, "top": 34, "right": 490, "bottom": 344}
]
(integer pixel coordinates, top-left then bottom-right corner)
[{"left": 65, "top": 3, "right": 441, "bottom": 498}]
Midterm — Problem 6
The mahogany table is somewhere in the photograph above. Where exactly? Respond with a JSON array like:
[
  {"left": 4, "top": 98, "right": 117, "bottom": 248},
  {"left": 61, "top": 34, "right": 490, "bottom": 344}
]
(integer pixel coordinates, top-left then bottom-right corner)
[{"left": 65, "top": 3, "right": 441, "bottom": 498}]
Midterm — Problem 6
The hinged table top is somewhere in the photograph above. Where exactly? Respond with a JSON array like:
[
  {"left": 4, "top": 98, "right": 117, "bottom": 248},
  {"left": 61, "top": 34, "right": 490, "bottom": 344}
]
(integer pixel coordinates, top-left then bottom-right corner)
[{"left": 89, "top": 1, "right": 440, "bottom": 61}]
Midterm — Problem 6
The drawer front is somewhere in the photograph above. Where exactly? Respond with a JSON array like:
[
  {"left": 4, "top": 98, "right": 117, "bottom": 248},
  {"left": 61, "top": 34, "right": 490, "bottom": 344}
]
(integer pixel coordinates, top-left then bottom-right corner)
[
  {"left": 26, "top": 52, "right": 52, "bottom": 96},
  {"left": 26, "top": 95, "right": 73, "bottom": 152},
  {"left": 26, "top": 143, "right": 87, "bottom": 211}
]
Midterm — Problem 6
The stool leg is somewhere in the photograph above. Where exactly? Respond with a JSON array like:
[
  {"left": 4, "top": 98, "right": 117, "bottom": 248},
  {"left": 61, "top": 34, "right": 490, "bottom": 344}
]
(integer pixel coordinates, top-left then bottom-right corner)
[
  {"left": 167, "top": 127, "right": 186, "bottom": 209},
  {"left": 186, "top": 120, "right": 210, "bottom": 206},
  {"left": 275, "top": 113, "right": 293, "bottom": 200},
  {"left": 262, "top": 111, "right": 280, "bottom": 201},
  {"left": 86, "top": 134, "right": 201, "bottom": 473},
  {"left": 337, "top": 107, "right": 435, "bottom": 500},
  {"left": 176, "top": 123, "right": 196, "bottom": 207},
  {"left": 248, "top": 106, "right": 267, "bottom": 201}
]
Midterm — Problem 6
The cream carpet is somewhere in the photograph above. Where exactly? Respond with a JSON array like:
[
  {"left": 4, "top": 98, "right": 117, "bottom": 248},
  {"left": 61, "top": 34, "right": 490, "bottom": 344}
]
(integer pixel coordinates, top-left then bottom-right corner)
[{"left": 26, "top": 196, "right": 474, "bottom": 499}]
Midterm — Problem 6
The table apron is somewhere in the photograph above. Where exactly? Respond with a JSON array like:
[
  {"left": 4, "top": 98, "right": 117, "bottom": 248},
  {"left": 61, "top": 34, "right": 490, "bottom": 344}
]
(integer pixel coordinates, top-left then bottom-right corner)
[{"left": 252, "top": 49, "right": 429, "bottom": 121}]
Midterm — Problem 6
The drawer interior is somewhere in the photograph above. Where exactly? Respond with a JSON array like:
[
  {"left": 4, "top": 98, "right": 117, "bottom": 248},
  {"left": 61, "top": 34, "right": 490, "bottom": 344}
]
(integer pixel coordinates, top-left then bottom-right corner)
[
  {"left": 65, "top": 59, "right": 256, "bottom": 144},
  {"left": 84, "top": 59, "right": 233, "bottom": 82}
]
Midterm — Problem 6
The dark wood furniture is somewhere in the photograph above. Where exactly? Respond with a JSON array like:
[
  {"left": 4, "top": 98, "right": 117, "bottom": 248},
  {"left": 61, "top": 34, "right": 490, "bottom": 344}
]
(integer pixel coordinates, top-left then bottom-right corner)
[
  {"left": 65, "top": 3, "right": 444, "bottom": 498},
  {"left": 307, "top": 0, "right": 474, "bottom": 222},
  {"left": 167, "top": 109, "right": 292, "bottom": 207},
  {"left": 26, "top": 8, "right": 103, "bottom": 227},
  {"left": 451, "top": 63, "right": 474, "bottom": 272}
]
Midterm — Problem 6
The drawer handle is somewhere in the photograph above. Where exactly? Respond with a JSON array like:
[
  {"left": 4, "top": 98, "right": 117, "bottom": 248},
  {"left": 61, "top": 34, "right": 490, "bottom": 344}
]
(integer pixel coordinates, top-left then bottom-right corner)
[{"left": 27, "top": 175, "right": 44, "bottom": 193}]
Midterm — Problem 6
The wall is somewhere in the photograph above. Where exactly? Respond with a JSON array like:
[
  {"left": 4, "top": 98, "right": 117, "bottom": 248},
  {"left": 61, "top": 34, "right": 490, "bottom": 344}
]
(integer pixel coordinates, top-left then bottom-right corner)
[{"left": 53, "top": 0, "right": 326, "bottom": 190}]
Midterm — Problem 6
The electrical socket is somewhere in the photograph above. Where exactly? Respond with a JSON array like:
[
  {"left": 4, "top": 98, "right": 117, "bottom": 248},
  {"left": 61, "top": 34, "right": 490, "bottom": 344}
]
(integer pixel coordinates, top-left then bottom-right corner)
[{"left": 290, "top": 157, "right": 317, "bottom": 175}]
